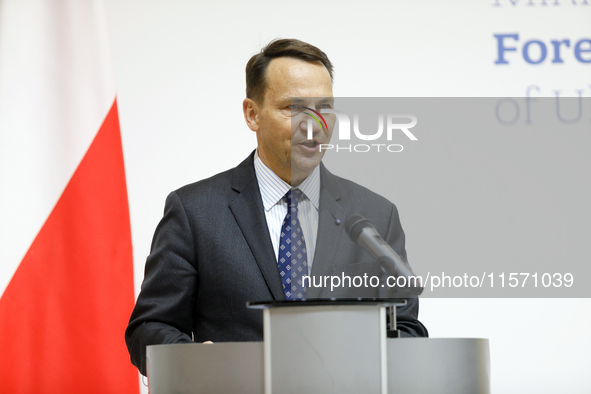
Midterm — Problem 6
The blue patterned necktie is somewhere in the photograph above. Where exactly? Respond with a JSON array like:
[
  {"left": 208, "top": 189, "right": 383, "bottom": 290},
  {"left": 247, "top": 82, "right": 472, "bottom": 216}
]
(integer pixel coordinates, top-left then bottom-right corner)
[{"left": 277, "top": 189, "right": 308, "bottom": 300}]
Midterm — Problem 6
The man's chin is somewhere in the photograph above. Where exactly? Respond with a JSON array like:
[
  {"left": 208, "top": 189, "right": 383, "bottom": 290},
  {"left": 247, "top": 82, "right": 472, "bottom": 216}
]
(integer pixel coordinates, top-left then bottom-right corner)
[{"left": 291, "top": 157, "right": 323, "bottom": 183}]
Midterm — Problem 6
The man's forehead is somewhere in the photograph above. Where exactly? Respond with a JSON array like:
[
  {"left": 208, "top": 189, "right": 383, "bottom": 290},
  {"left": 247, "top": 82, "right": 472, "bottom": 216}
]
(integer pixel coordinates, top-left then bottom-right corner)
[
  {"left": 266, "top": 57, "right": 331, "bottom": 85},
  {"left": 268, "top": 56, "right": 324, "bottom": 73}
]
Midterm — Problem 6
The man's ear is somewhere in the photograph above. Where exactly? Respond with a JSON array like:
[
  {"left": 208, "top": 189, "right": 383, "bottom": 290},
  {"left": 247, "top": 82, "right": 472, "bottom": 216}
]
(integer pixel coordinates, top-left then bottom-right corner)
[{"left": 243, "top": 98, "right": 260, "bottom": 132}]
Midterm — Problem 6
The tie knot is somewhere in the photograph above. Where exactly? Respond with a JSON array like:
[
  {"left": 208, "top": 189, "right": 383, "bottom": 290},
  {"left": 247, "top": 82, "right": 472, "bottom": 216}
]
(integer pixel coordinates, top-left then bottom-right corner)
[{"left": 285, "top": 189, "right": 303, "bottom": 209}]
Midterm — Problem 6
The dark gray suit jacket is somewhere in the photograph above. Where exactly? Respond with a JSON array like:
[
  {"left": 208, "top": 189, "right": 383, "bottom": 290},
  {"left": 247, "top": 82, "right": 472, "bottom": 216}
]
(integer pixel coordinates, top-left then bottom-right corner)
[{"left": 126, "top": 152, "right": 427, "bottom": 375}]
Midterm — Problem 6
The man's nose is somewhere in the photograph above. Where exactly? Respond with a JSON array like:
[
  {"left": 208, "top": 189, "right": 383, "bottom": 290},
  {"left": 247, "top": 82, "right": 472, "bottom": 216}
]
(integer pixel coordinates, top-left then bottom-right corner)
[{"left": 299, "top": 117, "right": 322, "bottom": 139}]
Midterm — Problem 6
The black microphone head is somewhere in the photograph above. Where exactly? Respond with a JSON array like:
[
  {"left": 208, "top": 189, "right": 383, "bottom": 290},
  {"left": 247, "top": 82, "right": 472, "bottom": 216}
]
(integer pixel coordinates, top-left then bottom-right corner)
[{"left": 344, "top": 214, "right": 374, "bottom": 243}]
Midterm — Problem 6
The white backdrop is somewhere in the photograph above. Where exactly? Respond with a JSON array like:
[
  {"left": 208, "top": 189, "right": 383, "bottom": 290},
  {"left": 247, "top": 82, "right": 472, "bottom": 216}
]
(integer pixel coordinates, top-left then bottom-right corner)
[{"left": 102, "top": 1, "right": 591, "bottom": 392}]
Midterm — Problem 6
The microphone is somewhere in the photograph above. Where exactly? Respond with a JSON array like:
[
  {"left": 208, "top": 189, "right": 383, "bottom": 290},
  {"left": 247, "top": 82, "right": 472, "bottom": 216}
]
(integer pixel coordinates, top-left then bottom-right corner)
[{"left": 345, "top": 214, "right": 423, "bottom": 295}]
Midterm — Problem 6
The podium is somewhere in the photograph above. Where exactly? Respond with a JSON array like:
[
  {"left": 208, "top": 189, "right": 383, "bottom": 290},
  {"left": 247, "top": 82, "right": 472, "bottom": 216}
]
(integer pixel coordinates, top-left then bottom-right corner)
[{"left": 146, "top": 299, "right": 490, "bottom": 393}]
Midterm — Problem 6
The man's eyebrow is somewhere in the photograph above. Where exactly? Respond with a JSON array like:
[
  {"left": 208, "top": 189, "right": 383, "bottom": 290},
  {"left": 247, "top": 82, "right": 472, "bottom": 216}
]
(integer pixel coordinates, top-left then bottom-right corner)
[
  {"left": 317, "top": 98, "right": 334, "bottom": 105},
  {"left": 288, "top": 97, "right": 333, "bottom": 104}
]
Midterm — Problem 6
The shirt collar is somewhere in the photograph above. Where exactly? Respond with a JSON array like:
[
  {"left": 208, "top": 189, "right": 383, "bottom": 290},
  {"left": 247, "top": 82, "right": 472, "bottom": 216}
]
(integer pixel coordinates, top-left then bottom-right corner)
[{"left": 254, "top": 150, "right": 320, "bottom": 211}]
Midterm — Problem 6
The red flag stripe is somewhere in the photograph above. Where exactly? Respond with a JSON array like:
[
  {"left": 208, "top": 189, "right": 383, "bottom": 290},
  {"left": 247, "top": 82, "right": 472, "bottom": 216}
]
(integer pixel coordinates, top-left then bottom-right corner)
[{"left": 0, "top": 100, "right": 138, "bottom": 393}]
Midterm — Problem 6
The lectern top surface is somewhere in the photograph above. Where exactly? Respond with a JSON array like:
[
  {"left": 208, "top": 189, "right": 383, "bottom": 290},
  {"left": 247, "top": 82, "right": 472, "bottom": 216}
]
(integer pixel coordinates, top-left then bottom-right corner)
[{"left": 246, "top": 298, "right": 407, "bottom": 309}]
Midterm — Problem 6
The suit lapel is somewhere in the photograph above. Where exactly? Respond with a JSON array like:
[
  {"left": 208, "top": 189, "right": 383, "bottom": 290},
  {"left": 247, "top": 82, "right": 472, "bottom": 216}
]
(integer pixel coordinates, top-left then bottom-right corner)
[
  {"left": 307, "top": 164, "right": 346, "bottom": 298},
  {"left": 228, "top": 154, "right": 285, "bottom": 301},
  {"left": 228, "top": 156, "right": 348, "bottom": 300}
]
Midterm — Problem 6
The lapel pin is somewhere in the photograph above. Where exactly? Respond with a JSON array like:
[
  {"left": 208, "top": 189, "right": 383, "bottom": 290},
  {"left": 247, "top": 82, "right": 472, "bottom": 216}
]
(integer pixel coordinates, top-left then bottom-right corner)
[{"left": 335, "top": 218, "right": 341, "bottom": 225}]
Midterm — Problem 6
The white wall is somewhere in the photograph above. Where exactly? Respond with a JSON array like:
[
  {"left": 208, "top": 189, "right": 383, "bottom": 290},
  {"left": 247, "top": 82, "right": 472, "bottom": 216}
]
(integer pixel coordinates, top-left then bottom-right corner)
[{"left": 103, "top": 1, "right": 591, "bottom": 392}]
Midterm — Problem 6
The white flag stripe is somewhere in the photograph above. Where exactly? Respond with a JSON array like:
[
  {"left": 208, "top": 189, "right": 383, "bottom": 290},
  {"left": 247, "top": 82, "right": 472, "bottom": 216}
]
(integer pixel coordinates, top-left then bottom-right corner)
[{"left": 0, "top": 0, "right": 116, "bottom": 297}]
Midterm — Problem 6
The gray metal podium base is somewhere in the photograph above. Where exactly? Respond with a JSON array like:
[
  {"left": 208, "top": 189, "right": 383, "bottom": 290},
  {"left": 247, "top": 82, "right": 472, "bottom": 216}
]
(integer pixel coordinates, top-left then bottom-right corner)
[{"left": 147, "top": 338, "right": 490, "bottom": 394}]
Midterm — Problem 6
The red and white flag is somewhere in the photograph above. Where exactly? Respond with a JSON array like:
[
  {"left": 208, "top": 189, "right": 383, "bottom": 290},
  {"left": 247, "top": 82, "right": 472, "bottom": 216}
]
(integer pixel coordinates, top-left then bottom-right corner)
[{"left": 0, "top": 1, "right": 138, "bottom": 392}]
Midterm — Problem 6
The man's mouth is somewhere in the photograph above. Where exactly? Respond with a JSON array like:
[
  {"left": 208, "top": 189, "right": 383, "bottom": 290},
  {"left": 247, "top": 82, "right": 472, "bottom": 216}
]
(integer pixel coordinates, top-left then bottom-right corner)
[{"left": 301, "top": 140, "right": 318, "bottom": 148}]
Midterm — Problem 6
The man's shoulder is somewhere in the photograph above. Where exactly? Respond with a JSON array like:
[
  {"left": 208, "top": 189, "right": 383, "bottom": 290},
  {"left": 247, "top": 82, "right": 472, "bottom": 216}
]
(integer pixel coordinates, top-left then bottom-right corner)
[
  {"left": 321, "top": 165, "right": 404, "bottom": 240},
  {"left": 171, "top": 152, "right": 255, "bottom": 204},
  {"left": 174, "top": 167, "right": 233, "bottom": 197},
  {"left": 322, "top": 165, "right": 393, "bottom": 208}
]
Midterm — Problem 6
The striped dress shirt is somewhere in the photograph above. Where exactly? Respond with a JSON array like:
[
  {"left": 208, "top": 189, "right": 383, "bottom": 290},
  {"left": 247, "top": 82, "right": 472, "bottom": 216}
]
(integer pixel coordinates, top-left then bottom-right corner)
[{"left": 254, "top": 151, "right": 320, "bottom": 274}]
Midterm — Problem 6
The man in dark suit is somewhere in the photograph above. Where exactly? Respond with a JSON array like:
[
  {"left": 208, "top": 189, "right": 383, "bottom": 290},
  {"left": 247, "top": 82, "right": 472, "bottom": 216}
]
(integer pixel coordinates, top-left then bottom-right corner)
[{"left": 126, "top": 39, "right": 427, "bottom": 376}]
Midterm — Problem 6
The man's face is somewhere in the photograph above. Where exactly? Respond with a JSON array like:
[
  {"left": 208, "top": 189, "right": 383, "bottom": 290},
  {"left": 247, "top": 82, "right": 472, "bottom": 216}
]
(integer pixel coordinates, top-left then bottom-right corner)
[{"left": 245, "top": 57, "right": 334, "bottom": 186}]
